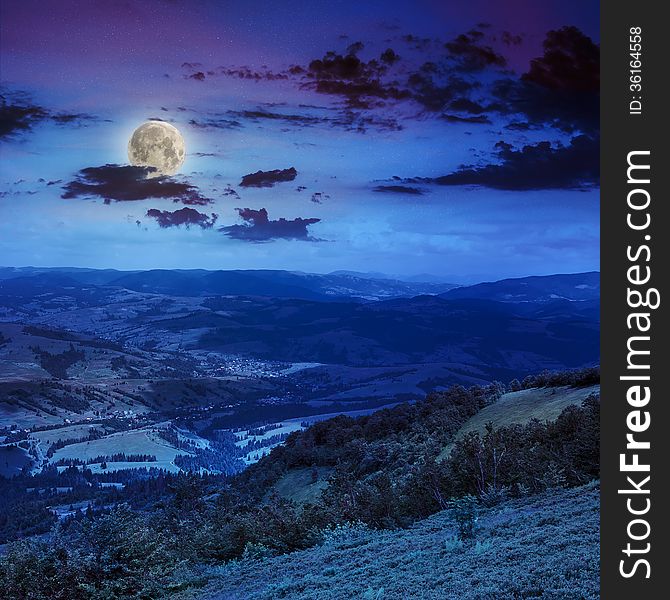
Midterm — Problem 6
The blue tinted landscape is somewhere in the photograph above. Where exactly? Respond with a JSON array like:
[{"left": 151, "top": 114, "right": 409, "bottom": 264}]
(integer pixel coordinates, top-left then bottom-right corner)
[{"left": 1, "top": 1, "right": 599, "bottom": 598}]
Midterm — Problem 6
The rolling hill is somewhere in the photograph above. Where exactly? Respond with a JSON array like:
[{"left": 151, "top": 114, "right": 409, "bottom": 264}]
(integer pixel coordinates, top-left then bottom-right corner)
[{"left": 440, "top": 272, "right": 600, "bottom": 302}]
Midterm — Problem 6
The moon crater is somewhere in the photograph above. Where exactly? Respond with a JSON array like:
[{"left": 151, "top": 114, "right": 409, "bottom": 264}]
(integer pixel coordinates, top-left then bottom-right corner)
[{"left": 128, "top": 121, "right": 185, "bottom": 176}]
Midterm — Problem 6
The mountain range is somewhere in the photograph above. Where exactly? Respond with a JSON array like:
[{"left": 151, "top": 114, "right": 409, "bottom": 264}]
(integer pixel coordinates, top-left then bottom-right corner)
[{"left": 0, "top": 267, "right": 599, "bottom": 303}]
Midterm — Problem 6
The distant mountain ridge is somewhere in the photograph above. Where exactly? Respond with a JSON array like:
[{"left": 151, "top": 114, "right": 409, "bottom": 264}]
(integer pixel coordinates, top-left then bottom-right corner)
[
  {"left": 0, "top": 267, "right": 458, "bottom": 301},
  {"left": 440, "top": 272, "right": 600, "bottom": 303},
  {"left": 0, "top": 267, "right": 599, "bottom": 303}
]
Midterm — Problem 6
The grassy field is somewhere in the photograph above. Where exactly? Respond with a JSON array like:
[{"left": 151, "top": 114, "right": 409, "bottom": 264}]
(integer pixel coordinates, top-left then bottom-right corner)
[
  {"left": 438, "top": 384, "right": 599, "bottom": 461},
  {"left": 49, "top": 428, "right": 186, "bottom": 472},
  {"left": 30, "top": 423, "right": 105, "bottom": 446},
  {"left": 184, "top": 481, "right": 599, "bottom": 600}
]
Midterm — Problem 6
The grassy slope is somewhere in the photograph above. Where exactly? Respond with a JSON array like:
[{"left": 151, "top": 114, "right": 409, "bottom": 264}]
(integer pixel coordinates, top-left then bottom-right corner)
[
  {"left": 187, "top": 482, "right": 599, "bottom": 600},
  {"left": 266, "top": 467, "right": 333, "bottom": 505},
  {"left": 438, "top": 384, "right": 599, "bottom": 461},
  {"left": 255, "top": 385, "right": 599, "bottom": 505}
]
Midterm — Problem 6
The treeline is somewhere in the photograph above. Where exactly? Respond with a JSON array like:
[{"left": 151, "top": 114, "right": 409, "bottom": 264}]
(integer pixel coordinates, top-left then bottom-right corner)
[
  {"left": 240, "top": 432, "right": 289, "bottom": 452},
  {"left": 247, "top": 422, "right": 283, "bottom": 436},
  {"left": 54, "top": 453, "right": 158, "bottom": 466},
  {"left": 508, "top": 366, "right": 599, "bottom": 391},
  {"left": 46, "top": 430, "right": 105, "bottom": 457}
]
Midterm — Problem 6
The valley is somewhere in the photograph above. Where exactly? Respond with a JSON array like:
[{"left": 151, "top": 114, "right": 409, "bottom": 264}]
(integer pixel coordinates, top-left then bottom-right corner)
[{"left": 1, "top": 268, "right": 599, "bottom": 481}]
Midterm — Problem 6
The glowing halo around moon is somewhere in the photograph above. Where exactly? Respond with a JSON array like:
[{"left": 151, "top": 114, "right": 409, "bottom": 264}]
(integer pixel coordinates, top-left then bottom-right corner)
[{"left": 127, "top": 120, "right": 185, "bottom": 176}]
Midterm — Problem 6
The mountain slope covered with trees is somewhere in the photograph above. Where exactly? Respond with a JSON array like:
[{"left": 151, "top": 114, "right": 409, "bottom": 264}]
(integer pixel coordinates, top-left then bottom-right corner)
[{"left": 0, "top": 369, "right": 600, "bottom": 599}]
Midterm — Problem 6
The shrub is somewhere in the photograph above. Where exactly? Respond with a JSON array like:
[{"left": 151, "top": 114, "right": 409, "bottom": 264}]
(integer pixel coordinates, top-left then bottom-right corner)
[
  {"left": 479, "top": 483, "right": 510, "bottom": 507},
  {"left": 443, "top": 535, "right": 464, "bottom": 552},
  {"left": 449, "top": 495, "right": 478, "bottom": 540},
  {"left": 242, "top": 541, "right": 275, "bottom": 560},
  {"left": 320, "top": 520, "right": 371, "bottom": 548}
]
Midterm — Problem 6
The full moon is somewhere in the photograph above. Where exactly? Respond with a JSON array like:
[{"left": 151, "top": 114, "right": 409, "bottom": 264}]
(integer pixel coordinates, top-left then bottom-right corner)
[{"left": 127, "top": 121, "right": 185, "bottom": 176}]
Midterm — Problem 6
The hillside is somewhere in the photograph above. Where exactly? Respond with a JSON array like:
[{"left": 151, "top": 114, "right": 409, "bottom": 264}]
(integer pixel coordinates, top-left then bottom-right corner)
[
  {"left": 0, "top": 372, "right": 600, "bottom": 599},
  {"left": 438, "top": 383, "right": 599, "bottom": 460},
  {"left": 187, "top": 482, "right": 600, "bottom": 600},
  {"left": 239, "top": 376, "right": 599, "bottom": 510}
]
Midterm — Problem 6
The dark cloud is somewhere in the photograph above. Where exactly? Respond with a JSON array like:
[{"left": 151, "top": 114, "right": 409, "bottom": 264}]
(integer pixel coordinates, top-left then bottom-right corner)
[
  {"left": 229, "top": 109, "right": 325, "bottom": 127},
  {"left": 329, "top": 110, "right": 402, "bottom": 132},
  {"left": 146, "top": 207, "right": 218, "bottom": 229},
  {"left": 417, "top": 134, "right": 599, "bottom": 190},
  {"left": 239, "top": 167, "right": 297, "bottom": 188},
  {"left": 441, "top": 114, "right": 491, "bottom": 124},
  {"left": 177, "top": 26, "right": 596, "bottom": 137},
  {"left": 1, "top": 91, "right": 96, "bottom": 139},
  {"left": 310, "top": 192, "right": 330, "bottom": 204},
  {"left": 303, "top": 49, "right": 411, "bottom": 109},
  {"left": 447, "top": 98, "right": 488, "bottom": 114},
  {"left": 406, "top": 70, "right": 477, "bottom": 112},
  {"left": 182, "top": 61, "right": 289, "bottom": 82},
  {"left": 0, "top": 100, "right": 47, "bottom": 138},
  {"left": 445, "top": 30, "right": 507, "bottom": 71},
  {"left": 220, "top": 208, "right": 321, "bottom": 242},
  {"left": 493, "top": 26, "right": 599, "bottom": 133},
  {"left": 523, "top": 26, "right": 599, "bottom": 93},
  {"left": 346, "top": 41, "right": 365, "bottom": 56},
  {"left": 400, "top": 34, "right": 432, "bottom": 51},
  {"left": 373, "top": 185, "right": 425, "bottom": 195},
  {"left": 50, "top": 112, "right": 99, "bottom": 125},
  {"left": 216, "top": 66, "right": 289, "bottom": 81},
  {"left": 61, "top": 164, "right": 212, "bottom": 205},
  {"left": 306, "top": 77, "right": 410, "bottom": 110},
  {"left": 504, "top": 121, "right": 540, "bottom": 131},
  {"left": 501, "top": 31, "right": 523, "bottom": 46},
  {"left": 221, "top": 185, "right": 240, "bottom": 199},
  {"left": 380, "top": 48, "right": 401, "bottom": 65},
  {"left": 188, "top": 117, "right": 241, "bottom": 130}
]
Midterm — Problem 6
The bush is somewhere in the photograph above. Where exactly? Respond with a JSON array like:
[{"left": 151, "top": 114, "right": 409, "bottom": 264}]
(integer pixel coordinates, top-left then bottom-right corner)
[
  {"left": 449, "top": 495, "right": 478, "bottom": 540},
  {"left": 320, "top": 520, "right": 371, "bottom": 548},
  {"left": 479, "top": 483, "right": 509, "bottom": 507},
  {"left": 443, "top": 535, "right": 464, "bottom": 552},
  {"left": 242, "top": 542, "right": 275, "bottom": 560}
]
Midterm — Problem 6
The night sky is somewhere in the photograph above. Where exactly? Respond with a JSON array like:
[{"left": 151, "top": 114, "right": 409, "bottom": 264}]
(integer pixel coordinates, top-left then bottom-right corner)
[{"left": 0, "top": 0, "right": 599, "bottom": 281}]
